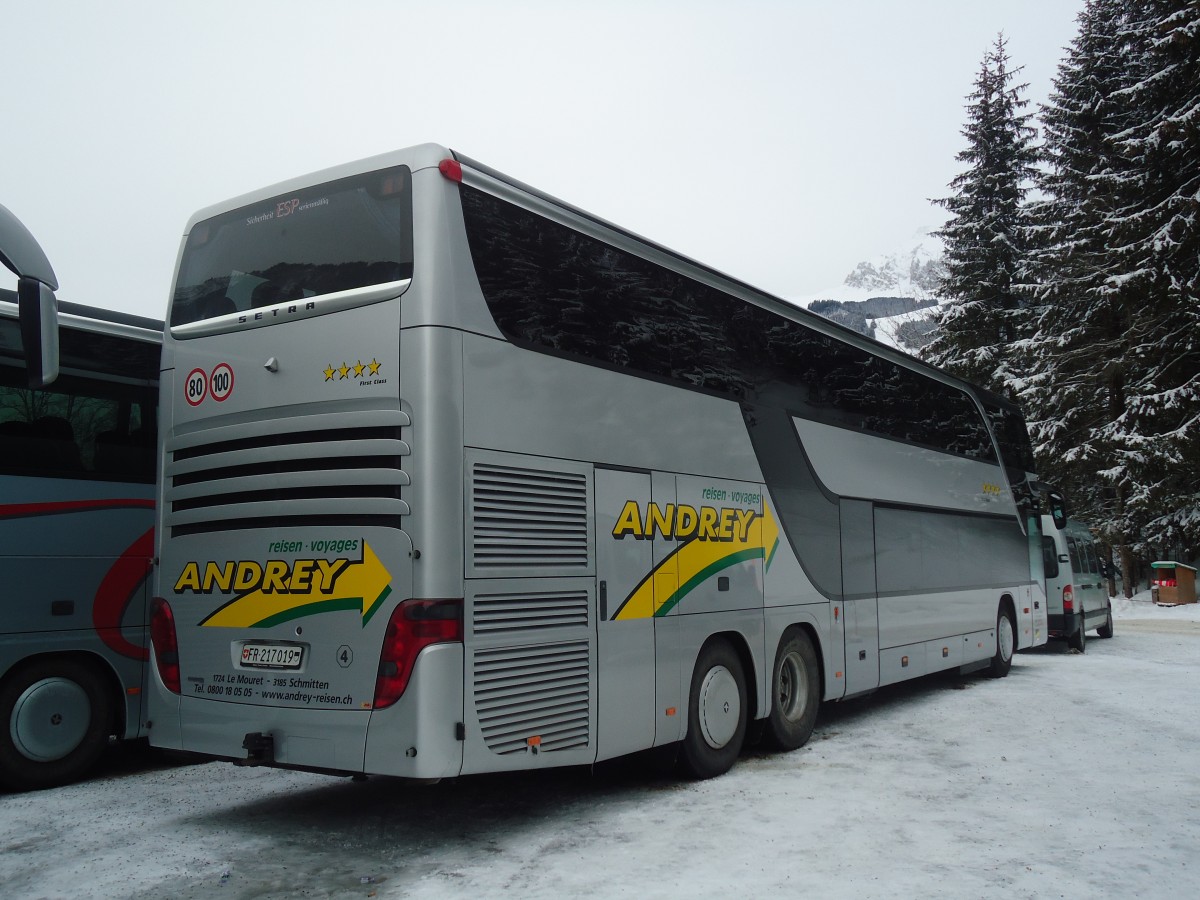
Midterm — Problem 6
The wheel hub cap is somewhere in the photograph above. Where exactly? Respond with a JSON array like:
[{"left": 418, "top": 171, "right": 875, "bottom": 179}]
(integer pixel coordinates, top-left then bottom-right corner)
[
  {"left": 10, "top": 677, "right": 90, "bottom": 763},
  {"left": 698, "top": 665, "right": 740, "bottom": 749}
]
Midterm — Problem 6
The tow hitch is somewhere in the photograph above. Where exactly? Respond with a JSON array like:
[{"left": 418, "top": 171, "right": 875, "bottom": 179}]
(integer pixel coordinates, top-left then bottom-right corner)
[{"left": 237, "top": 731, "right": 275, "bottom": 766}]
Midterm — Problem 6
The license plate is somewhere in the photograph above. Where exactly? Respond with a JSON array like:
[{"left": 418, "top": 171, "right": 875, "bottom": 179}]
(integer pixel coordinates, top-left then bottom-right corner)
[{"left": 239, "top": 642, "right": 304, "bottom": 669}]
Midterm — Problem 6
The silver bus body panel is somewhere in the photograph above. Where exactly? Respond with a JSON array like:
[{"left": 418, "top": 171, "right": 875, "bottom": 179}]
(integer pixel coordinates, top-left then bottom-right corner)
[
  {"left": 363, "top": 643, "right": 464, "bottom": 779},
  {"left": 152, "top": 295, "right": 420, "bottom": 767},
  {"left": 794, "top": 417, "right": 1015, "bottom": 516},
  {"left": 461, "top": 332, "right": 763, "bottom": 480}
]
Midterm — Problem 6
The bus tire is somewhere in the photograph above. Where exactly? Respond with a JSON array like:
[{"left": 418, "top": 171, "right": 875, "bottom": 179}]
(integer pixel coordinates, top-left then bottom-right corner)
[
  {"left": 0, "top": 658, "right": 114, "bottom": 792},
  {"left": 764, "top": 630, "right": 820, "bottom": 752},
  {"left": 988, "top": 605, "right": 1016, "bottom": 678},
  {"left": 1068, "top": 613, "right": 1087, "bottom": 653},
  {"left": 678, "top": 639, "right": 747, "bottom": 780},
  {"left": 1097, "top": 602, "right": 1114, "bottom": 639}
]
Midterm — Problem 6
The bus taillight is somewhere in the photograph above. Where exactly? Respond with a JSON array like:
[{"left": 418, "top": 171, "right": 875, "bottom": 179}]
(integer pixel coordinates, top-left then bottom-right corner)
[
  {"left": 1062, "top": 585, "right": 1075, "bottom": 613},
  {"left": 150, "top": 597, "right": 182, "bottom": 694},
  {"left": 438, "top": 159, "right": 463, "bottom": 183},
  {"left": 373, "top": 598, "right": 464, "bottom": 709}
]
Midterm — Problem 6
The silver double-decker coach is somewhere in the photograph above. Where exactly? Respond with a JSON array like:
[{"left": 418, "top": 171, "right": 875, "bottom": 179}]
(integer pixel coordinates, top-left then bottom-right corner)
[{"left": 147, "top": 144, "right": 1054, "bottom": 780}]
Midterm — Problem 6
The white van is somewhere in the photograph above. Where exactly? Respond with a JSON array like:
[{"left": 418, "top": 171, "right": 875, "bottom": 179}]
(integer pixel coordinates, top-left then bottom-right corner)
[{"left": 1041, "top": 518, "right": 1114, "bottom": 651}]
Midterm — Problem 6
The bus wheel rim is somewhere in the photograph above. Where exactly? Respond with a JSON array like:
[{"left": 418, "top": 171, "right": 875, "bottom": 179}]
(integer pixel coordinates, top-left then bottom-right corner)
[
  {"left": 698, "top": 665, "right": 740, "bottom": 749},
  {"left": 778, "top": 652, "right": 808, "bottom": 721},
  {"left": 10, "top": 677, "right": 91, "bottom": 763},
  {"left": 999, "top": 615, "right": 1014, "bottom": 663}
]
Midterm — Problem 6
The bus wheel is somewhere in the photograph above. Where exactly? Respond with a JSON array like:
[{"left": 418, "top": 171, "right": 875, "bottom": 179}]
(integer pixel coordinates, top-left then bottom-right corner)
[
  {"left": 988, "top": 606, "right": 1016, "bottom": 678},
  {"left": 0, "top": 658, "right": 114, "bottom": 792},
  {"left": 1068, "top": 613, "right": 1087, "bottom": 653},
  {"left": 1097, "top": 602, "right": 1114, "bottom": 639},
  {"left": 764, "top": 630, "right": 820, "bottom": 751},
  {"left": 678, "top": 639, "right": 747, "bottom": 779}
]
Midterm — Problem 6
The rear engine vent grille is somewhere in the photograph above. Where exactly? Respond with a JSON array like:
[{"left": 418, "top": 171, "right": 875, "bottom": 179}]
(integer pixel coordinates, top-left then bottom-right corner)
[
  {"left": 473, "top": 641, "right": 590, "bottom": 754},
  {"left": 471, "top": 463, "right": 589, "bottom": 570},
  {"left": 165, "top": 412, "right": 410, "bottom": 536},
  {"left": 472, "top": 590, "right": 589, "bottom": 635}
]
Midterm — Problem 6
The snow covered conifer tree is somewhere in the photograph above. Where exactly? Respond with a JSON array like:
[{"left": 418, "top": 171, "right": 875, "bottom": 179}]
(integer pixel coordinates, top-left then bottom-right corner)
[
  {"left": 1020, "top": 0, "right": 1150, "bottom": 582},
  {"left": 925, "top": 35, "right": 1039, "bottom": 396},
  {"left": 1022, "top": 0, "right": 1199, "bottom": 576},
  {"left": 1102, "top": 0, "right": 1200, "bottom": 557}
]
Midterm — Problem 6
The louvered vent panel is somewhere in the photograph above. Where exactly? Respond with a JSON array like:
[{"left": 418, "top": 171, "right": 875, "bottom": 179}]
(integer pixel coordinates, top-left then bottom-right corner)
[
  {"left": 473, "top": 641, "right": 590, "bottom": 754},
  {"left": 472, "top": 463, "right": 589, "bottom": 570},
  {"left": 473, "top": 590, "right": 590, "bottom": 634},
  {"left": 165, "top": 413, "right": 409, "bottom": 536}
]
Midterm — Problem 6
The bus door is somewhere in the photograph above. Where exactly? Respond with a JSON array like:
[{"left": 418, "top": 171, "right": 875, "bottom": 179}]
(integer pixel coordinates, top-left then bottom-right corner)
[
  {"left": 840, "top": 499, "right": 879, "bottom": 696},
  {"left": 1026, "top": 514, "right": 1048, "bottom": 645},
  {"left": 595, "top": 468, "right": 657, "bottom": 761}
]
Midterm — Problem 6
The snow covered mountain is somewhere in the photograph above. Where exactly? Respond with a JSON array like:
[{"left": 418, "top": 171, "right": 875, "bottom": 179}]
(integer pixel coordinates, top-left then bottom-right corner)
[{"left": 792, "top": 235, "right": 947, "bottom": 353}]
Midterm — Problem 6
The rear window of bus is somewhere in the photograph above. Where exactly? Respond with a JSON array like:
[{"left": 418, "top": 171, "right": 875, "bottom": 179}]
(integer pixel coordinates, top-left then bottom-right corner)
[{"left": 170, "top": 166, "right": 413, "bottom": 327}]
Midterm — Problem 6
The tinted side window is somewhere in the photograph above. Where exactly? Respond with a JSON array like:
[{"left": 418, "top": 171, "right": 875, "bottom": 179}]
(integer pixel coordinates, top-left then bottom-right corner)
[
  {"left": 0, "top": 325, "right": 157, "bottom": 484},
  {"left": 980, "top": 397, "right": 1038, "bottom": 480},
  {"left": 1042, "top": 536, "right": 1060, "bottom": 579},
  {"left": 1083, "top": 542, "right": 1099, "bottom": 575},
  {"left": 460, "top": 186, "right": 994, "bottom": 463},
  {"left": 1066, "top": 536, "right": 1082, "bottom": 574},
  {"left": 1, "top": 314, "right": 159, "bottom": 383}
]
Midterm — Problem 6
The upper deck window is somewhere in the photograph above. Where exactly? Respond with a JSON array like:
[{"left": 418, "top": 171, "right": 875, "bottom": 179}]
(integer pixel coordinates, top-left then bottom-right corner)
[
  {"left": 980, "top": 398, "right": 1038, "bottom": 479},
  {"left": 459, "top": 185, "right": 995, "bottom": 464},
  {"left": 170, "top": 166, "right": 413, "bottom": 328}
]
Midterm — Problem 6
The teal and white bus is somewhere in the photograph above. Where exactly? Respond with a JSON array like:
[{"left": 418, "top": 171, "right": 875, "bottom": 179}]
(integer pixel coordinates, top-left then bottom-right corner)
[
  {"left": 148, "top": 145, "right": 1053, "bottom": 780},
  {"left": 1, "top": 205, "right": 161, "bottom": 790}
]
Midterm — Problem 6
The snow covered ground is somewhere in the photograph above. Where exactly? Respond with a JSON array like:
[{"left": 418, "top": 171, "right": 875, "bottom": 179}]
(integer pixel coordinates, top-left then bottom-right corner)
[{"left": 3, "top": 594, "right": 1198, "bottom": 900}]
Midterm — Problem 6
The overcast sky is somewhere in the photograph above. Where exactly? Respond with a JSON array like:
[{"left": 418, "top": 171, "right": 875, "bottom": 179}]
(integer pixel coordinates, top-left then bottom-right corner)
[{"left": 3, "top": 1, "right": 1084, "bottom": 320}]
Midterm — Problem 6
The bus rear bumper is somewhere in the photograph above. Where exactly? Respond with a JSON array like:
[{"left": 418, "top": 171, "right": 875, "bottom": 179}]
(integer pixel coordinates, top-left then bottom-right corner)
[
  {"left": 148, "top": 643, "right": 464, "bottom": 780},
  {"left": 173, "top": 698, "right": 373, "bottom": 773}
]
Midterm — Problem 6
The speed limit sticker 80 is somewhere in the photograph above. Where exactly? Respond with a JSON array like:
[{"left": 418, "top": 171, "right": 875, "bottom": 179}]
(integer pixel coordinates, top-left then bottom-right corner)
[{"left": 185, "top": 363, "right": 235, "bottom": 407}]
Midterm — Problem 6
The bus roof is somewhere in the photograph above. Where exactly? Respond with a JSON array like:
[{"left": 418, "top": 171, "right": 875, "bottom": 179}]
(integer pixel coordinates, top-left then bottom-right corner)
[
  {"left": 0, "top": 288, "right": 162, "bottom": 342},
  {"left": 179, "top": 142, "right": 1004, "bottom": 407}
]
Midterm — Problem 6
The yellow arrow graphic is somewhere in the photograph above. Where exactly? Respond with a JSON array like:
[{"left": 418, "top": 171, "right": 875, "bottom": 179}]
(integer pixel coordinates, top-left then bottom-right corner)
[
  {"left": 199, "top": 541, "right": 393, "bottom": 629},
  {"left": 614, "top": 504, "right": 780, "bottom": 621}
]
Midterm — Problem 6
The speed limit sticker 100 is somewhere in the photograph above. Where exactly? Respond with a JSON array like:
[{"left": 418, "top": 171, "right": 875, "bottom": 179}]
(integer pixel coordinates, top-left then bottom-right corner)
[
  {"left": 185, "top": 364, "right": 235, "bottom": 407},
  {"left": 210, "top": 363, "right": 234, "bottom": 402}
]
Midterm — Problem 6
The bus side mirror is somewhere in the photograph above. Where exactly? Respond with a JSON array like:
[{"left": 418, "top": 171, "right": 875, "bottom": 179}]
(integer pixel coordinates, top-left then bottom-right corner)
[
  {"left": 0, "top": 202, "right": 61, "bottom": 388},
  {"left": 1049, "top": 499, "right": 1067, "bottom": 530},
  {"left": 1030, "top": 481, "right": 1068, "bottom": 530},
  {"left": 18, "top": 277, "right": 60, "bottom": 388}
]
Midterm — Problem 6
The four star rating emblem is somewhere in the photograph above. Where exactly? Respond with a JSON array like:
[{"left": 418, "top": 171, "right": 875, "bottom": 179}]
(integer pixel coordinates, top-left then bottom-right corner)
[{"left": 324, "top": 358, "right": 383, "bottom": 382}]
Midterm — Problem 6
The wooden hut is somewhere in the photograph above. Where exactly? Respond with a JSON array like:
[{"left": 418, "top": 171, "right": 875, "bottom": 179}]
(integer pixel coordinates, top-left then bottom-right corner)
[{"left": 1151, "top": 561, "right": 1198, "bottom": 605}]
